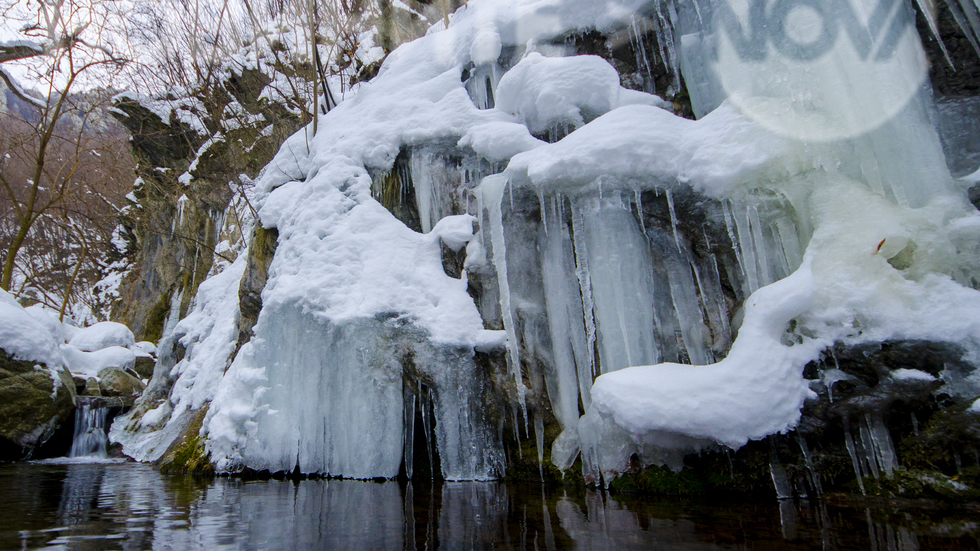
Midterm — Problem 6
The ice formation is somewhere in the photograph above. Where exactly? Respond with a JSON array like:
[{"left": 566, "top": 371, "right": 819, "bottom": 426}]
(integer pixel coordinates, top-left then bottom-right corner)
[{"left": 110, "top": 0, "right": 980, "bottom": 483}]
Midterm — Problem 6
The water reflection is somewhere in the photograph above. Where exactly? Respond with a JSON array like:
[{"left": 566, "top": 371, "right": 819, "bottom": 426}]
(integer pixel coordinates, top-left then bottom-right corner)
[{"left": 0, "top": 462, "right": 976, "bottom": 550}]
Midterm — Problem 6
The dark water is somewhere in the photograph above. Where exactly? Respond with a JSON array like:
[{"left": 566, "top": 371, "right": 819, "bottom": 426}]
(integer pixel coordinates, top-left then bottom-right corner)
[{"left": 0, "top": 461, "right": 977, "bottom": 550}]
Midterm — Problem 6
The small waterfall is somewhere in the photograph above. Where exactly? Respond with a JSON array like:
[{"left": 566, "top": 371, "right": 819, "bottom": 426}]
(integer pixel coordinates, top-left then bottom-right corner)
[{"left": 69, "top": 398, "right": 109, "bottom": 459}]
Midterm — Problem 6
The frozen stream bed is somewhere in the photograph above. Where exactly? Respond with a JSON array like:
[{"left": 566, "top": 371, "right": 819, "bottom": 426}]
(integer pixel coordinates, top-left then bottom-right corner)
[{"left": 0, "top": 461, "right": 977, "bottom": 550}]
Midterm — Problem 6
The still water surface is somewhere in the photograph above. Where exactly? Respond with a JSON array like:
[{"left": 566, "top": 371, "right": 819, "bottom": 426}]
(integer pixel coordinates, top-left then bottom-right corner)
[{"left": 0, "top": 461, "right": 977, "bottom": 550}]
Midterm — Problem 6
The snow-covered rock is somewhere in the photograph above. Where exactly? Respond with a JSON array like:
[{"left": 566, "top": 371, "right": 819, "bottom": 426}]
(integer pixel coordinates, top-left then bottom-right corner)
[
  {"left": 0, "top": 290, "right": 63, "bottom": 368},
  {"left": 68, "top": 322, "right": 136, "bottom": 352},
  {"left": 62, "top": 344, "right": 137, "bottom": 378}
]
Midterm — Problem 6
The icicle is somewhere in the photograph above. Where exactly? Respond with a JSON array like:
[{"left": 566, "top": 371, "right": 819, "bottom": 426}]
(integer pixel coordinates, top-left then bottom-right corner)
[
  {"left": 945, "top": 0, "right": 980, "bottom": 57},
  {"left": 540, "top": 197, "right": 590, "bottom": 428},
  {"left": 571, "top": 205, "right": 598, "bottom": 381},
  {"left": 844, "top": 422, "right": 867, "bottom": 495},
  {"left": 403, "top": 391, "right": 415, "bottom": 479},
  {"left": 534, "top": 412, "right": 545, "bottom": 482},
  {"left": 867, "top": 414, "right": 898, "bottom": 477},
  {"left": 421, "top": 389, "right": 435, "bottom": 479},
  {"left": 915, "top": 0, "right": 955, "bottom": 67},
  {"left": 653, "top": 0, "right": 681, "bottom": 96},
  {"left": 797, "top": 434, "right": 823, "bottom": 497},
  {"left": 513, "top": 412, "right": 525, "bottom": 460},
  {"left": 665, "top": 188, "right": 681, "bottom": 252},
  {"left": 664, "top": 247, "right": 711, "bottom": 365},
  {"left": 633, "top": 188, "right": 646, "bottom": 236},
  {"left": 779, "top": 500, "right": 799, "bottom": 541},
  {"left": 629, "top": 15, "right": 655, "bottom": 91},
  {"left": 411, "top": 151, "right": 434, "bottom": 233},
  {"left": 956, "top": 0, "right": 980, "bottom": 56},
  {"left": 747, "top": 203, "right": 773, "bottom": 286},
  {"left": 911, "top": 413, "right": 919, "bottom": 436},
  {"left": 858, "top": 419, "right": 881, "bottom": 480},
  {"left": 539, "top": 192, "right": 548, "bottom": 236},
  {"left": 481, "top": 175, "right": 527, "bottom": 407},
  {"left": 723, "top": 200, "right": 749, "bottom": 285},
  {"left": 769, "top": 450, "right": 794, "bottom": 500}
]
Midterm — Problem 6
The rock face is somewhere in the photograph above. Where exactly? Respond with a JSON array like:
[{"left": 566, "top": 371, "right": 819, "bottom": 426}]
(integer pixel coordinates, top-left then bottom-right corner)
[
  {"left": 0, "top": 349, "right": 76, "bottom": 460},
  {"left": 108, "top": 65, "right": 309, "bottom": 344}
]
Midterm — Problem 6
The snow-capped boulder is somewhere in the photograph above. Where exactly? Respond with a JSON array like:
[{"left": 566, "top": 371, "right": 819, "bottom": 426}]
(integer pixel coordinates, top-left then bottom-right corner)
[
  {"left": 23, "top": 305, "right": 76, "bottom": 344},
  {"left": 62, "top": 344, "right": 137, "bottom": 378},
  {"left": 68, "top": 321, "right": 136, "bottom": 352},
  {"left": 0, "top": 289, "right": 76, "bottom": 460}
]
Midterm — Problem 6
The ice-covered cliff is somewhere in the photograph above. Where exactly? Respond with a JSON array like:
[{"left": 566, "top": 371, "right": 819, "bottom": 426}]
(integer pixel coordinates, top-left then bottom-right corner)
[{"left": 111, "top": 0, "right": 980, "bottom": 489}]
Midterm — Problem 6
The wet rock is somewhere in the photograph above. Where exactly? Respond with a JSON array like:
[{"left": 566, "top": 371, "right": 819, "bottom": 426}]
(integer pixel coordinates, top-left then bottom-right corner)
[
  {"left": 72, "top": 374, "right": 87, "bottom": 393},
  {"left": 82, "top": 377, "right": 102, "bottom": 397},
  {"left": 236, "top": 226, "right": 278, "bottom": 350},
  {"left": 608, "top": 340, "right": 978, "bottom": 500},
  {"left": 133, "top": 355, "right": 155, "bottom": 380},
  {"left": 97, "top": 367, "right": 146, "bottom": 398},
  {"left": 0, "top": 349, "right": 76, "bottom": 460}
]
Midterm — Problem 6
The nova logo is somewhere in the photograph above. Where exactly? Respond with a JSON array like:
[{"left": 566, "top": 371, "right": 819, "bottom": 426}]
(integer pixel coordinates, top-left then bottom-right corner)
[
  {"left": 712, "top": 0, "right": 929, "bottom": 141},
  {"left": 716, "top": 0, "right": 912, "bottom": 62}
]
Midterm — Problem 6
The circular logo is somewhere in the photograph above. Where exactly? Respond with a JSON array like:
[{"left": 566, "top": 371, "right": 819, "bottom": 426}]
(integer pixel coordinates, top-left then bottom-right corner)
[{"left": 712, "top": 0, "right": 929, "bottom": 142}]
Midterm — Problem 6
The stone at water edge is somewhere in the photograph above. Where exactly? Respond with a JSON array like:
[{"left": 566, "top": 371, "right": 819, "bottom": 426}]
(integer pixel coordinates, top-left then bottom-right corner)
[
  {"left": 0, "top": 349, "right": 76, "bottom": 460},
  {"left": 97, "top": 366, "right": 146, "bottom": 399}
]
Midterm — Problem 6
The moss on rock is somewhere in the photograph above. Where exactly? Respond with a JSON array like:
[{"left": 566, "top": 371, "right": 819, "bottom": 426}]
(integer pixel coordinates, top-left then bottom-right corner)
[
  {"left": 0, "top": 349, "right": 76, "bottom": 460},
  {"left": 157, "top": 406, "right": 214, "bottom": 475}
]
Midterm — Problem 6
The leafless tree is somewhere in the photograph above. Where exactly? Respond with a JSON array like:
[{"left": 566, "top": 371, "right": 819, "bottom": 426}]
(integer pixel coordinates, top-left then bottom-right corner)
[{"left": 0, "top": 0, "right": 131, "bottom": 312}]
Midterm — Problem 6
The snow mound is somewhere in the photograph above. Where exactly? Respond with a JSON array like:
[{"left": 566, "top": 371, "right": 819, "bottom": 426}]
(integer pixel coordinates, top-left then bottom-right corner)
[
  {"left": 458, "top": 121, "right": 545, "bottom": 161},
  {"left": 494, "top": 53, "right": 665, "bottom": 134},
  {"left": 588, "top": 259, "right": 825, "bottom": 450},
  {"left": 69, "top": 322, "right": 136, "bottom": 352},
  {"left": 0, "top": 289, "right": 62, "bottom": 367},
  {"left": 62, "top": 344, "right": 136, "bottom": 378},
  {"left": 24, "top": 305, "right": 77, "bottom": 344},
  {"left": 507, "top": 102, "right": 804, "bottom": 196}
]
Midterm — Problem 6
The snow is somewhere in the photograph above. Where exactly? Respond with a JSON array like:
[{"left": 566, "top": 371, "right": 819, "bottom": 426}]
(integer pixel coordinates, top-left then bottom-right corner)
[
  {"left": 891, "top": 369, "right": 938, "bottom": 382},
  {"left": 61, "top": 344, "right": 136, "bottom": 378},
  {"left": 24, "top": 304, "right": 74, "bottom": 343},
  {"left": 588, "top": 258, "right": 825, "bottom": 450},
  {"left": 458, "top": 121, "right": 545, "bottom": 161},
  {"left": 68, "top": 321, "right": 136, "bottom": 352},
  {"left": 430, "top": 214, "right": 477, "bottom": 252},
  {"left": 0, "top": 65, "right": 46, "bottom": 109},
  {"left": 130, "top": 341, "right": 156, "bottom": 357},
  {"left": 110, "top": 239, "right": 248, "bottom": 463},
  {"left": 505, "top": 102, "right": 804, "bottom": 197},
  {"left": 970, "top": 399, "right": 980, "bottom": 414},
  {"left": 0, "top": 289, "right": 62, "bottom": 367},
  {"left": 494, "top": 53, "right": 666, "bottom": 134}
]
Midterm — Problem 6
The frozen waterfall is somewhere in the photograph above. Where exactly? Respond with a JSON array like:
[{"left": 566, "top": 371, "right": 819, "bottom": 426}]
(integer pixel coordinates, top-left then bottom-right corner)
[{"left": 111, "top": 0, "right": 980, "bottom": 483}]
